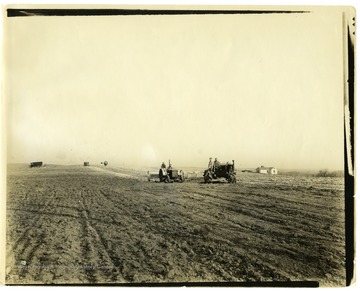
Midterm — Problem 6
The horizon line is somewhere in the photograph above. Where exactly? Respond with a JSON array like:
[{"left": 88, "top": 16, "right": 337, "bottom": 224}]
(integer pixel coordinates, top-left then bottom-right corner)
[{"left": 6, "top": 162, "right": 344, "bottom": 172}]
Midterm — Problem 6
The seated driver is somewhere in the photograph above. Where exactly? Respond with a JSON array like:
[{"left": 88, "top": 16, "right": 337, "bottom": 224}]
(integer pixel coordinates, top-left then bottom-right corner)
[{"left": 213, "top": 158, "right": 220, "bottom": 170}]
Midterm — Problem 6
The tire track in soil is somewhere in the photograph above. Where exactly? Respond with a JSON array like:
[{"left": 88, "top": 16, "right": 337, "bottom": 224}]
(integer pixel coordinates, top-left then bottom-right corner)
[
  {"left": 8, "top": 188, "right": 55, "bottom": 255},
  {"left": 190, "top": 183, "right": 340, "bottom": 218},
  {"left": 78, "top": 189, "right": 125, "bottom": 283},
  {"left": 159, "top": 188, "right": 292, "bottom": 280},
  {"left": 94, "top": 186, "right": 211, "bottom": 282},
  {"left": 6, "top": 166, "right": 345, "bottom": 285},
  {"left": 8, "top": 176, "right": 101, "bottom": 283},
  {"left": 6, "top": 186, "right": 59, "bottom": 281},
  {"left": 179, "top": 185, "right": 343, "bottom": 241},
  {"left": 178, "top": 204, "right": 288, "bottom": 279},
  {"left": 6, "top": 169, "right": 124, "bottom": 283},
  {"left": 94, "top": 187, "right": 165, "bottom": 281},
  {"left": 185, "top": 183, "right": 344, "bottom": 282},
  {"left": 104, "top": 184, "right": 282, "bottom": 281},
  {"left": 113, "top": 184, "right": 292, "bottom": 280},
  {"left": 136, "top": 181, "right": 344, "bottom": 282}
]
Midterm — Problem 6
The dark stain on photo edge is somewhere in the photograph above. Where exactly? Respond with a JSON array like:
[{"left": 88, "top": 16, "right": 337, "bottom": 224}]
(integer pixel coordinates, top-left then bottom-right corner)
[{"left": 6, "top": 8, "right": 311, "bottom": 17}]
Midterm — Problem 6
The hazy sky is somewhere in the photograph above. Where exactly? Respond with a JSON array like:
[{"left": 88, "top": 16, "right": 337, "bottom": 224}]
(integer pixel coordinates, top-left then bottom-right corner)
[{"left": 5, "top": 7, "right": 346, "bottom": 169}]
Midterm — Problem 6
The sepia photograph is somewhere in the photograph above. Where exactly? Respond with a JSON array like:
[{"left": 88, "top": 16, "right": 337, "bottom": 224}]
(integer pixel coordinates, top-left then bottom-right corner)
[{"left": 1, "top": 4, "right": 355, "bottom": 287}]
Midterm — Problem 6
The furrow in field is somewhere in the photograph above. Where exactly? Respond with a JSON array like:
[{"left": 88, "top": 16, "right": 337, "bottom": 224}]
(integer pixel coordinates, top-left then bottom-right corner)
[
  {"left": 75, "top": 190, "right": 124, "bottom": 283},
  {"left": 81, "top": 186, "right": 177, "bottom": 282},
  {"left": 146, "top": 192, "right": 295, "bottom": 280},
  {"left": 178, "top": 185, "right": 344, "bottom": 239},
  {"left": 6, "top": 184, "right": 62, "bottom": 282},
  {"left": 104, "top": 185, "right": 289, "bottom": 281},
  {"left": 133, "top": 182, "right": 345, "bottom": 282},
  {"left": 6, "top": 165, "right": 346, "bottom": 285}
]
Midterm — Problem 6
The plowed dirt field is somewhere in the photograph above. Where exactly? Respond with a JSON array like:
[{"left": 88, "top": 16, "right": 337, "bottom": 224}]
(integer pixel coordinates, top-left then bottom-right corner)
[{"left": 6, "top": 164, "right": 345, "bottom": 286}]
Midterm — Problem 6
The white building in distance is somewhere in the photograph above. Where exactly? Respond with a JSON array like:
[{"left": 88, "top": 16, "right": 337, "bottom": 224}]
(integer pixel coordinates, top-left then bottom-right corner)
[{"left": 256, "top": 166, "right": 278, "bottom": 175}]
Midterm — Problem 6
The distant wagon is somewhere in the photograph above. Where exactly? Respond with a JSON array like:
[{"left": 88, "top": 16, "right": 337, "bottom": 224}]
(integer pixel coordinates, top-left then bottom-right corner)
[
  {"left": 84, "top": 162, "right": 90, "bottom": 166},
  {"left": 29, "top": 161, "right": 43, "bottom": 168}
]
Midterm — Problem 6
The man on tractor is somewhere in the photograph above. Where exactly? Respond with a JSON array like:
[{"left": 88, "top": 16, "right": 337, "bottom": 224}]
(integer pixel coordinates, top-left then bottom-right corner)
[
  {"left": 208, "top": 157, "right": 213, "bottom": 170},
  {"left": 213, "top": 158, "right": 220, "bottom": 170}
]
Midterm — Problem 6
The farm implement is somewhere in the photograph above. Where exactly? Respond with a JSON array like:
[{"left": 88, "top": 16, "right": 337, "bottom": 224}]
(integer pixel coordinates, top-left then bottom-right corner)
[{"left": 203, "top": 159, "right": 237, "bottom": 183}]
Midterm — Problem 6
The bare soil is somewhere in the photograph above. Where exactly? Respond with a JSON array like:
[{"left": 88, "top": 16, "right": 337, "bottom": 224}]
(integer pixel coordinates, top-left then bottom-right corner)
[{"left": 6, "top": 164, "right": 345, "bottom": 285}]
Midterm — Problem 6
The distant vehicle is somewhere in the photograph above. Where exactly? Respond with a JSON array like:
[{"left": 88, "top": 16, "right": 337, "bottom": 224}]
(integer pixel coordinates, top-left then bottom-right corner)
[
  {"left": 101, "top": 161, "right": 108, "bottom": 166},
  {"left": 29, "top": 162, "right": 43, "bottom": 168},
  {"left": 203, "top": 160, "right": 236, "bottom": 183},
  {"left": 159, "top": 160, "right": 185, "bottom": 183}
]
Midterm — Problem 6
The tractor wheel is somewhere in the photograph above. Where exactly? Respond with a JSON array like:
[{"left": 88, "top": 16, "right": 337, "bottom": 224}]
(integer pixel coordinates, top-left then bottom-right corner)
[
  {"left": 179, "top": 172, "right": 185, "bottom": 183},
  {"left": 204, "top": 171, "right": 212, "bottom": 183},
  {"left": 229, "top": 174, "right": 237, "bottom": 183}
]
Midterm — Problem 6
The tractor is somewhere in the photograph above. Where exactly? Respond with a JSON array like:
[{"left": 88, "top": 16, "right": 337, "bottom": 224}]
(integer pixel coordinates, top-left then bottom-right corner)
[
  {"left": 203, "top": 160, "right": 237, "bottom": 183},
  {"left": 159, "top": 160, "right": 185, "bottom": 183}
]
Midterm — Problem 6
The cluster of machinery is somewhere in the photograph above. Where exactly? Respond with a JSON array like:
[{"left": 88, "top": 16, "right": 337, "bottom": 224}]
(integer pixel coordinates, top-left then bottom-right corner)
[
  {"left": 152, "top": 158, "right": 236, "bottom": 184},
  {"left": 30, "top": 158, "right": 237, "bottom": 184}
]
